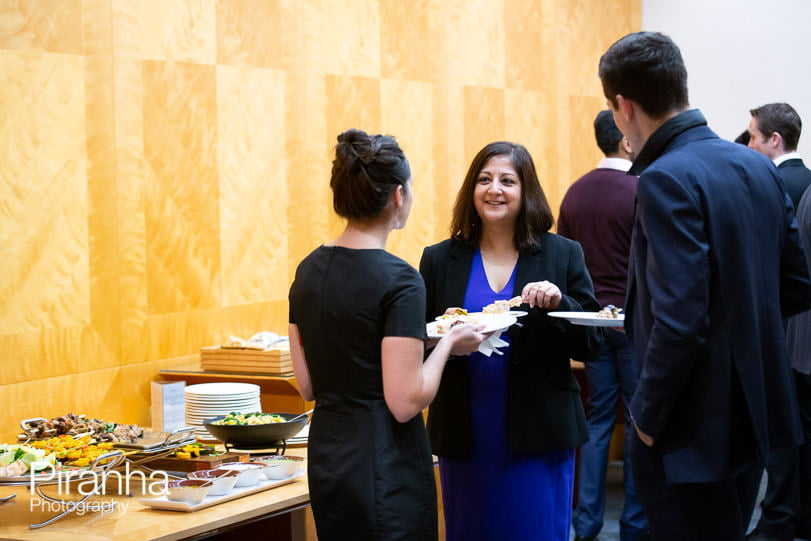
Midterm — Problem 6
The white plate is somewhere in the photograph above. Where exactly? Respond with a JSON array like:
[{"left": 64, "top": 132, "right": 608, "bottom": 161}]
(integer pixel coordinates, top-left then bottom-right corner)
[
  {"left": 185, "top": 383, "right": 260, "bottom": 396},
  {"left": 435, "top": 310, "right": 528, "bottom": 320},
  {"left": 137, "top": 470, "right": 304, "bottom": 512},
  {"left": 426, "top": 314, "right": 517, "bottom": 339},
  {"left": 185, "top": 404, "right": 261, "bottom": 414},
  {"left": 547, "top": 311, "right": 625, "bottom": 327}
]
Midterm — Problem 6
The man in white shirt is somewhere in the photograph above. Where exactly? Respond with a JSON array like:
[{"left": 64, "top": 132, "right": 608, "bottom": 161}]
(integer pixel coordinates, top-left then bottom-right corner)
[
  {"left": 746, "top": 102, "right": 811, "bottom": 541},
  {"left": 748, "top": 103, "right": 811, "bottom": 211}
]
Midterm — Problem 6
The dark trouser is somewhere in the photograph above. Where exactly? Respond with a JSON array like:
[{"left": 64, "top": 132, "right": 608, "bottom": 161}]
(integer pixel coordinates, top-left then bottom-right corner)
[
  {"left": 573, "top": 328, "right": 649, "bottom": 541},
  {"left": 631, "top": 435, "right": 758, "bottom": 541},
  {"left": 749, "top": 369, "right": 811, "bottom": 540}
]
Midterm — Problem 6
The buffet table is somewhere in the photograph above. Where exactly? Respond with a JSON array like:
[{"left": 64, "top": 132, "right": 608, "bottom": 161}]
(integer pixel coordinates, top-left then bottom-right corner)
[{"left": 0, "top": 450, "right": 315, "bottom": 541}]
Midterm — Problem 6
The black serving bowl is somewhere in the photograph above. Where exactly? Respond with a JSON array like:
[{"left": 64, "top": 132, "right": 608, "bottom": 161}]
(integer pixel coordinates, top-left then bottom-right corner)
[{"left": 203, "top": 413, "right": 308, "bottom": 448}]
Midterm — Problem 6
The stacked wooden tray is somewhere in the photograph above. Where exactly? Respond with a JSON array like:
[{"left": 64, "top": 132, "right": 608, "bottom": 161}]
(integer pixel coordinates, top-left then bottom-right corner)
[{"left": 200, "top": 346, "right": 293, "bottom": 375}]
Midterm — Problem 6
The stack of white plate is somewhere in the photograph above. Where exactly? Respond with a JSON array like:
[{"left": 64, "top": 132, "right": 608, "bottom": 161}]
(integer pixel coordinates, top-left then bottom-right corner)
[{"left": 184, "top": 382, "right": 262, "bottom": 440}]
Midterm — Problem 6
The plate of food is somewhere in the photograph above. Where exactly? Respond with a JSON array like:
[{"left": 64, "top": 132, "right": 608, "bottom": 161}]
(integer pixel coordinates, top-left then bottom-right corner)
[
  {"left": 426, "top": 312, "right": 517, "bottom": 339},
  {"left": 203, "top": 412, "right": 309, "bottom": 449},
  {"left": 548, "top": 305, "right": 625, "bottom": 327}
]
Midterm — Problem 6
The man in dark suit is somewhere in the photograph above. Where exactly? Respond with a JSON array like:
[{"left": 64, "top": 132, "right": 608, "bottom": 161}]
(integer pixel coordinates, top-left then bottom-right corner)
[
  {"left": 747, "top": 102, "right": 811, "bottom": 541},
  {"left": 559, "top": 111, "right": 649, "bottom": 541},
  {"left": 598, "top": 32, "right": 811, "bottom": 540},
  {"left": 787, "top": 187, "right": 811, "bottom": 540},
  {"left": 748, "top": 103, "right": 811, "bottom": 211}
]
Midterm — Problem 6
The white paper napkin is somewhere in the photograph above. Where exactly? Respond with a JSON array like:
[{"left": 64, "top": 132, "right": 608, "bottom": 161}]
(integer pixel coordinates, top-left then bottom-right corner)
[{"left": 478, "top": 329, "right": 509, "bottom": 356}]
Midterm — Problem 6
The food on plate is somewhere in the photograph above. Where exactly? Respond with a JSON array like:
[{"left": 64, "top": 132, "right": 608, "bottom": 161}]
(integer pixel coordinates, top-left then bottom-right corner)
[
  {"left": 441, "top": 307, "right": 469, "bottom": 318},
  {"left": 0, "top": 444, "right": 57, "bottom": 475},
  {"left": 596, "top": 304, "right": 623, "bottom": 319},
  {"left": 434, "top": 318, "right": 472, "bottom": 335},
  {"left": 22, "top": 413, "right": 143, "bottom": 443},
  {"left": 0, "top": 459, "right": 27, "bottom": 477},
  {"left": 27, "top": 435, "right": 120, "bottom": 467},
  {"left": 174, "top": 442, "right": 221, "bottom": 460},
  {"left": 211, "top": 412, "right": 287, "bottom": 426},
  {"left": 482, "top": 295, "right": 524, "bottom": 314}
]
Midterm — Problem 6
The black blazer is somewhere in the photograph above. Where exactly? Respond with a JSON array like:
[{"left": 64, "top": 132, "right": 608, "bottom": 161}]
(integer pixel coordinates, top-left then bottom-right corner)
[
  {"left": 778, "top": 158, "right": 811, "bottom": 211},
  {"left": 419, "top": 235, "right": 602, "bottom": 458}
]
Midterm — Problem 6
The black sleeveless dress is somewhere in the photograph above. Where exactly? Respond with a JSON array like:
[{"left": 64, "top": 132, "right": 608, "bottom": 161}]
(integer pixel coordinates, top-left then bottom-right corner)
[{"left": 289, "top": 246, "right": 436, "bottom": 541}]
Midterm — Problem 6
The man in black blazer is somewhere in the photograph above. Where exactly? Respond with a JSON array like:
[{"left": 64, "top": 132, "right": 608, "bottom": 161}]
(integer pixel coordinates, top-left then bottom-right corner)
[
  {"left": 787, "top": 187, "right": 811, "bottom": 540},
  {"left": 748, "top": 103, "right": 811, "bottom": 211},
  {"left": 599, "top": 32, "right": 811, "bottom": 540},
  {"left": 747, "top": 102, "right": 811, "bottom": 541}
]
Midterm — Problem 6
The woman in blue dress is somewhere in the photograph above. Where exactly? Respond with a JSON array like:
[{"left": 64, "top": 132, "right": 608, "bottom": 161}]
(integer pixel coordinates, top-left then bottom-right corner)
[
  {"left": 420, "top": 141, "right": 602, "bottom": 540},
  {"left": 288, "top": 129, "right": 486, "bottom": 541}
]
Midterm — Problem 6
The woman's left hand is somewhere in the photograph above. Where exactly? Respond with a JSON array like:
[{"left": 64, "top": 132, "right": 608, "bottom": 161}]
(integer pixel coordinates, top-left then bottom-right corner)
[{"left": 521, "top": 280, "right": 562, "bottom": 310}]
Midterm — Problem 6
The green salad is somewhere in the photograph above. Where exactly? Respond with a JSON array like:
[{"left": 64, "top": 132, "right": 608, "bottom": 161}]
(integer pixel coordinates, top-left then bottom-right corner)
[{"left": 211, "top": 412, "right": 287, "bottom": 426}]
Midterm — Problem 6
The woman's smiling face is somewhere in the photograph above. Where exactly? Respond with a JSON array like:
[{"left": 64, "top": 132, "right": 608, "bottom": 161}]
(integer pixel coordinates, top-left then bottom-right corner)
[{"left": 473, "top": 154, "right": 522, "bottom": 226}]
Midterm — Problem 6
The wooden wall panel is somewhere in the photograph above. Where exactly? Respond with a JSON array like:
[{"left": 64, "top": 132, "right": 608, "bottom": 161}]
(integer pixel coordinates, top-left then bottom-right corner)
[
  {"left": 0, "top": 0, "right": 640, "bottom": 441},
  {"left": 216, "top": 0, "right": 283, "bottom": 69},
  {"left": 381, "top": 79, "right": 434, "bottom": 269},
  {"left": 217, "top": 66, "right": 288, "bottom": 306}
]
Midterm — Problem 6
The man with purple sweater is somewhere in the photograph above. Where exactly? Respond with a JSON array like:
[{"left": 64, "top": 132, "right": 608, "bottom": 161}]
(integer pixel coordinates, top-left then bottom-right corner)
[{"left": 559, "top": 110, "right": 649, "bottom": 541}]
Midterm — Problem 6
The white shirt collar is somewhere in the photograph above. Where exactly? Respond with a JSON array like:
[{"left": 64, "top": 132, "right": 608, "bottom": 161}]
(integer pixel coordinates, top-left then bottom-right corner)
[
  {"left": 774, "top": 152, "right": 802, "bottom": 167},
  {"left": 597, "top": 157, "right": 633, "bottom": 172}
]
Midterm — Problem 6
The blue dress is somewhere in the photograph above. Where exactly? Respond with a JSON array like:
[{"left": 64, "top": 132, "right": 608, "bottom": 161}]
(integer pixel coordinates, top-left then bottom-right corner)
[{"left": 439, "top": 250, "right": 575, "bottom": 541}]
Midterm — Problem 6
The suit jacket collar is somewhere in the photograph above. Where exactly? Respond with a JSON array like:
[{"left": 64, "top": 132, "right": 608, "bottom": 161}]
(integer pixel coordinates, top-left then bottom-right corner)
[
  {"left": 778, "top": 157, "right": 807, "bottom": 169},
  {"left": 630, "top": 109, "right": 708, "bottom": 175}
]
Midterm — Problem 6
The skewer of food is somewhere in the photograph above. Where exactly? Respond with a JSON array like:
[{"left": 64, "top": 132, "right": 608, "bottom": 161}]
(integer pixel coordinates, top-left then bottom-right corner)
[{"left": 20, "top": 413, "right": 143, "bottom": 443}]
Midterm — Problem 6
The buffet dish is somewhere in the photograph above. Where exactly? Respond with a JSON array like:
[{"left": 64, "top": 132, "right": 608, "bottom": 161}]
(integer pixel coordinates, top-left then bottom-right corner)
[
  {"left": 203, "top": 412, "right": 310, "bottom": 452},
  {"left": 250, "top": 455, "right": 305, "bottom": 480},
  {"left": 2, "top": 412, "right": 208, "bottom": 528},
  {"left": 187, "top": 468, "right": 240, "bottom": 495},
  {"left": 0, "top": 448, "right": 126, "bottom": 528}
]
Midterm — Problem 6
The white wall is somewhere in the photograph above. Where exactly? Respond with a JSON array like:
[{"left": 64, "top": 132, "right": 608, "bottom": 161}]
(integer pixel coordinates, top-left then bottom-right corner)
[{"left": 642, "top": 0, "right": 811, "bottom": 157}]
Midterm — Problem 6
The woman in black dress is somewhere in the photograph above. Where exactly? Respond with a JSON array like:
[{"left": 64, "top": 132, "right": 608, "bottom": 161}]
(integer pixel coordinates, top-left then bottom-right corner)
[{"left": 288, "top": 129, "right": 486, "bottom": 541}]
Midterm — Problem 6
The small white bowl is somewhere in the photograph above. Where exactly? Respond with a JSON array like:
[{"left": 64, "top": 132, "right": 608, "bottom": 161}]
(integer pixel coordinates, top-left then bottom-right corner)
[
  {"left": 187, "top": 469, "right": 239, "bottom": 496},
  {"left": 249, "top": 459, "right": 286, "bottom": 480},
  {"left": 218, "top": 462, "right": 264, "bottom": 487},
  {"left": 251, "top": 455, "right": 305, "bottom": 480},
  {"left": 165, "top": 479, "right": 213, "bottom": 504}
]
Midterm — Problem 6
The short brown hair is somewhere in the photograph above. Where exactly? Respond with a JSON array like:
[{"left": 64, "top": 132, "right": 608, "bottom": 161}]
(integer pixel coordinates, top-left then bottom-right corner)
[{"left": 750, "top": 103, "right": 803, "bottom": 152}]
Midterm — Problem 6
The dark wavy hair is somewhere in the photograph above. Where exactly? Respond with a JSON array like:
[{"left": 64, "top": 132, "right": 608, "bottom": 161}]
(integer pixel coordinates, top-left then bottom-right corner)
[
  {"left": 450, "top": 141, "right": 554, "bottom": 251},
  {"left": 599, "top": 31, "right": 689, "bottom": 118},
  {"left": 750, "top": 103, "right": 803, "bottom": 152},
  {"left": 330, "top": 129, "right": 411, "bottom": 220}
]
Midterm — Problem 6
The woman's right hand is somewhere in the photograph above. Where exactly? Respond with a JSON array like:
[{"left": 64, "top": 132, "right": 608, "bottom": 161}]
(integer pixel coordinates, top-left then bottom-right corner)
[{"left": 442, "top": 323, "right": 488, "bottom": 356}]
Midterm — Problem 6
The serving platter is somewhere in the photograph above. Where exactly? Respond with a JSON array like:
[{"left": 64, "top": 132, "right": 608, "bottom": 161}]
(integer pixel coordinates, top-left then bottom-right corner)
[
  {"left": 138, "top": 470, "right": 304, "bottom": 512},
  {"left": 547, "top": 311, "right": 625, "bottom": 327}
]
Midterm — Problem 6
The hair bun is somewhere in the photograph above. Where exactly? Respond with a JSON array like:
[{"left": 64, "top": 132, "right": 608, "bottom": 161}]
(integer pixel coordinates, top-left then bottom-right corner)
[{"left": 337, "top": 129, "right": 381, "bottom": 165}]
